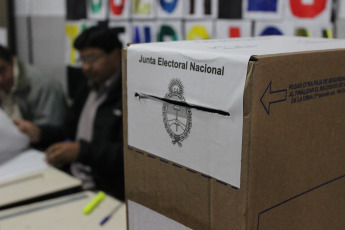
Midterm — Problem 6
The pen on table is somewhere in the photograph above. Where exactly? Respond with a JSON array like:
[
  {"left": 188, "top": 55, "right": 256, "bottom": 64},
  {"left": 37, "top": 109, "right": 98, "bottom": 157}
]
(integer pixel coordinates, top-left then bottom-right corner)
[
  {"left": 83, "top": 191, "right": 106, "bottom": 215},
  {"left": 99, "top": 203, "right": 122, "bottom": 226}
]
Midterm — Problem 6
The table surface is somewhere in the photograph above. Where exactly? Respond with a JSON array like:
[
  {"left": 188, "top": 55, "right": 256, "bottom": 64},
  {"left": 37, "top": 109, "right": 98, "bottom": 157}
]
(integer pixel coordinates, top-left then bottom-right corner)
[
  {"left": 0, "top": 166, "right": 81, "bottom": 208},
  {"left": 0, "top": 191, "right": 127, "bottom": 230}
]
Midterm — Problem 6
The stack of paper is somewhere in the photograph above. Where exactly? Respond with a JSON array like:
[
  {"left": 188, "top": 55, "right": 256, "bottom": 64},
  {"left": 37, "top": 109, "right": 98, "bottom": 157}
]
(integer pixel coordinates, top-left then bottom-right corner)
[
  {"left": 0, "top": 149, "right": 49, "bottom": 183},
  {"left": 0, "top": 108, "right": 29, "bottom": 164}
]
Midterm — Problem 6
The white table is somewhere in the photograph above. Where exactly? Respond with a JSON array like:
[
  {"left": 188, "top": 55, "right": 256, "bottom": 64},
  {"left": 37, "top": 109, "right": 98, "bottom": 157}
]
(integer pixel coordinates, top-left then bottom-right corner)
[
  {"left": 0, "top": 191, "right": 127, "bottom": 229},
  {"left": 0, "top": 149, "right": 81, "bottom": 209}
]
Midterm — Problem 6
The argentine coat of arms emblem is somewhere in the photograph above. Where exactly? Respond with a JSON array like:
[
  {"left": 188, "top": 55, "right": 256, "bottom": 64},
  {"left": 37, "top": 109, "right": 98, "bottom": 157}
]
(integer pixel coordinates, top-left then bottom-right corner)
[{"left": 162, "top": 79, "right": 192, "bottom": 147}]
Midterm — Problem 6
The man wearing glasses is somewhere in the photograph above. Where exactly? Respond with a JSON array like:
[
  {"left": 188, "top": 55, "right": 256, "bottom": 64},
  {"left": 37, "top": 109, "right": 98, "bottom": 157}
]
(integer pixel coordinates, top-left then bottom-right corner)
[{"left": 15, "top": 25, "right": 125, "bottom": 201}]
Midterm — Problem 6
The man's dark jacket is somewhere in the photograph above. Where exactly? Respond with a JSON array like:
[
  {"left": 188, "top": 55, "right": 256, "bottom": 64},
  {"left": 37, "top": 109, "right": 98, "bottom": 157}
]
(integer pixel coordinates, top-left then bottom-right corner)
[{"left": 39, "top": 73, "right": 124, "bottom": 201}]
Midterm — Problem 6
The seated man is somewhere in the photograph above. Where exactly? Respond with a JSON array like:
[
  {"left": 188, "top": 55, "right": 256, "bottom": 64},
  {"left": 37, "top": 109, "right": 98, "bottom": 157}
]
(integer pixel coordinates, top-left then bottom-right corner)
[
  {"left": 15, "top": 25, "right": 125, "bottom": 201},
  {"left": 0, "top": 45, "right": 67, "bottom": 126}
]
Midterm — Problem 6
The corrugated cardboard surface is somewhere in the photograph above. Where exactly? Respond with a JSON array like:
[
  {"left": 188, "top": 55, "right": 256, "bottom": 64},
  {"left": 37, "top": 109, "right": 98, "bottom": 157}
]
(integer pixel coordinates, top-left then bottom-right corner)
[
  {"left": 247, "top": 50, "right": 345, "bottom": 230},
  {"left": 123, "top": 48, "right": 345, "bottom": 229}
]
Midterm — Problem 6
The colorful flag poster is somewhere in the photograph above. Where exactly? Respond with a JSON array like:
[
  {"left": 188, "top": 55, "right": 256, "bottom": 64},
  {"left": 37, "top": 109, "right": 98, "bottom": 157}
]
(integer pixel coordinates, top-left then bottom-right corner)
[
  {"left": 65, "top": 20, "right": 96, "bottom": 66},
  {"left": 157, "top": 0, "right": 184, "bottom": 18},
  {"left": 254, "top": 21, "right": 294, "bottom": 36},
  {"left": 131, "top": 20, "right": 156, "bottom": 43},
  {"left": 156, "top": 20, "right": 183, "bottom": 41},
  {"left": 109, "top": 0, "right": 131, "bottom": 19},
  {"left": 87, "top": 0, "right": 108, "bottom": 20},
  {"left": 293, "top": 20, "right": 333, "bottom": 38},
  {"left": 284, "top": 0, "right": 332, "bottom": 23},
  {"left": 243, "top": 0, "right": 284, "bottom": 20},
  {"left": 183, "top": 0, "right": 218, "bottom": 19},
  {"left": 131, "top": 0, "right": 156, "bottom": 19},
  {"left": 216, "top": 19, "right": 252, "bottom": 38},
  {"left": 184, "top": 20, "right": 214, "bottom": 40}
]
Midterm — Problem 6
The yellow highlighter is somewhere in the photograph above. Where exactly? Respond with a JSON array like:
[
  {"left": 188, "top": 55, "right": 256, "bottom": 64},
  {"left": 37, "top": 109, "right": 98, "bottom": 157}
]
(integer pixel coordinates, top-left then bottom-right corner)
[{"left": 83, "top": 191, "right": 106, "bottom": 215}]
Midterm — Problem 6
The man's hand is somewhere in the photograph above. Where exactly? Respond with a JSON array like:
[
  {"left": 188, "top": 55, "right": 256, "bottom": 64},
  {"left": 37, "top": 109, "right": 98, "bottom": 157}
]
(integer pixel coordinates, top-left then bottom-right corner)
[
  {"left": 13, "top": 118, "right": 41, "bottom": 143},
  {"left": 45, "top": 142, "right": 80, "bottom": 166}
]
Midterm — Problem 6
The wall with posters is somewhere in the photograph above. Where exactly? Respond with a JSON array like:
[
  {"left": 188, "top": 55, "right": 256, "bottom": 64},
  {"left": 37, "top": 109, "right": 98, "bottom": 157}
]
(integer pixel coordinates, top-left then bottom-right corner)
[
  {"left": 65, "top": 0, "right": 343, "bottom": 67},
  {"left": 13, "top": 0, "right": 345, "bottom": 98}
]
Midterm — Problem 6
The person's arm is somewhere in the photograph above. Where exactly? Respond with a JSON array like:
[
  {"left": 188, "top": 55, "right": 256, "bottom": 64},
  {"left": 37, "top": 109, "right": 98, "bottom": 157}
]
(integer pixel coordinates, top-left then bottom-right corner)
[
  {"left": 45, "top": 141, "right": 79, "bottom": 165},
  {"left": 13, "top": 118, "right": 41, "bottom": 143},
  {"left": 13, "top": 118, "right": 67, "bottom": 149},
  {"left": 42, "top": 139, "right": 123, "bottom": 173}
]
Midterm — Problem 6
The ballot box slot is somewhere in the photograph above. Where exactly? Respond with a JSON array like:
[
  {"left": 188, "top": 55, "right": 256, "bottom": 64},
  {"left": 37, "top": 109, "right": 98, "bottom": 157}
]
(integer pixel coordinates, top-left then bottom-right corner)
[{"left": 134, "top": 92, "right": 230, "bottom": 117}]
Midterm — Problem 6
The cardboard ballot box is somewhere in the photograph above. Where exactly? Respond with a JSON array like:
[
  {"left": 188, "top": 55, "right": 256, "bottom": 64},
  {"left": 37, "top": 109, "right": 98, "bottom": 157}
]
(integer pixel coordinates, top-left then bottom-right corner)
[{"left": 123, "top": 36, "right": 345, "bottom": 230}]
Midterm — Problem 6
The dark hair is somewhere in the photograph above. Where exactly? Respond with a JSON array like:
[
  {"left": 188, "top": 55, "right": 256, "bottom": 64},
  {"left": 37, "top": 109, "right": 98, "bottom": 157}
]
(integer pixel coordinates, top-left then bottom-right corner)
[
  {"left": 0, "top": 45, "right": 13, "bottom": 63},
  {"left": 74, "top": 25, "right": 123, "bottom": 53}
]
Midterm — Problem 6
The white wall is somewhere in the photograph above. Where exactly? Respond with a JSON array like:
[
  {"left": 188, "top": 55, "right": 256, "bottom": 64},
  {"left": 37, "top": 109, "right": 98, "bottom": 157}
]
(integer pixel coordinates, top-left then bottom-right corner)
[{"left": 14, "top": 0, "right": 67, "bottom": 94}]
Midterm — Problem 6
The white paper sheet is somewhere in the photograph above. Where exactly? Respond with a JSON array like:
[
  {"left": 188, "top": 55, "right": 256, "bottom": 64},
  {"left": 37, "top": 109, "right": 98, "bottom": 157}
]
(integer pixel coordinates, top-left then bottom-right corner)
[
  {"left": 127, "top": 36, "right": 345, "bottom": 188},
  {"left": 0, "top": 108, "right": 29, "bottom": 164},
  {"left": 0, "top": 149, "right": 48, "bottom": 183},
  {"left": 128, "top": 200, "right": 191, "bottom": 230}
]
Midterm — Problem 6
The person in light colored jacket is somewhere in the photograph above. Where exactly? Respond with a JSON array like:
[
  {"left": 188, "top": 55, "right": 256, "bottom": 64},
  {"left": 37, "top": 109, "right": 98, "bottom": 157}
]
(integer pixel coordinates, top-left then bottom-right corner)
[{"left": 0, "top": 45, "right": 67, "bottom": 126}]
